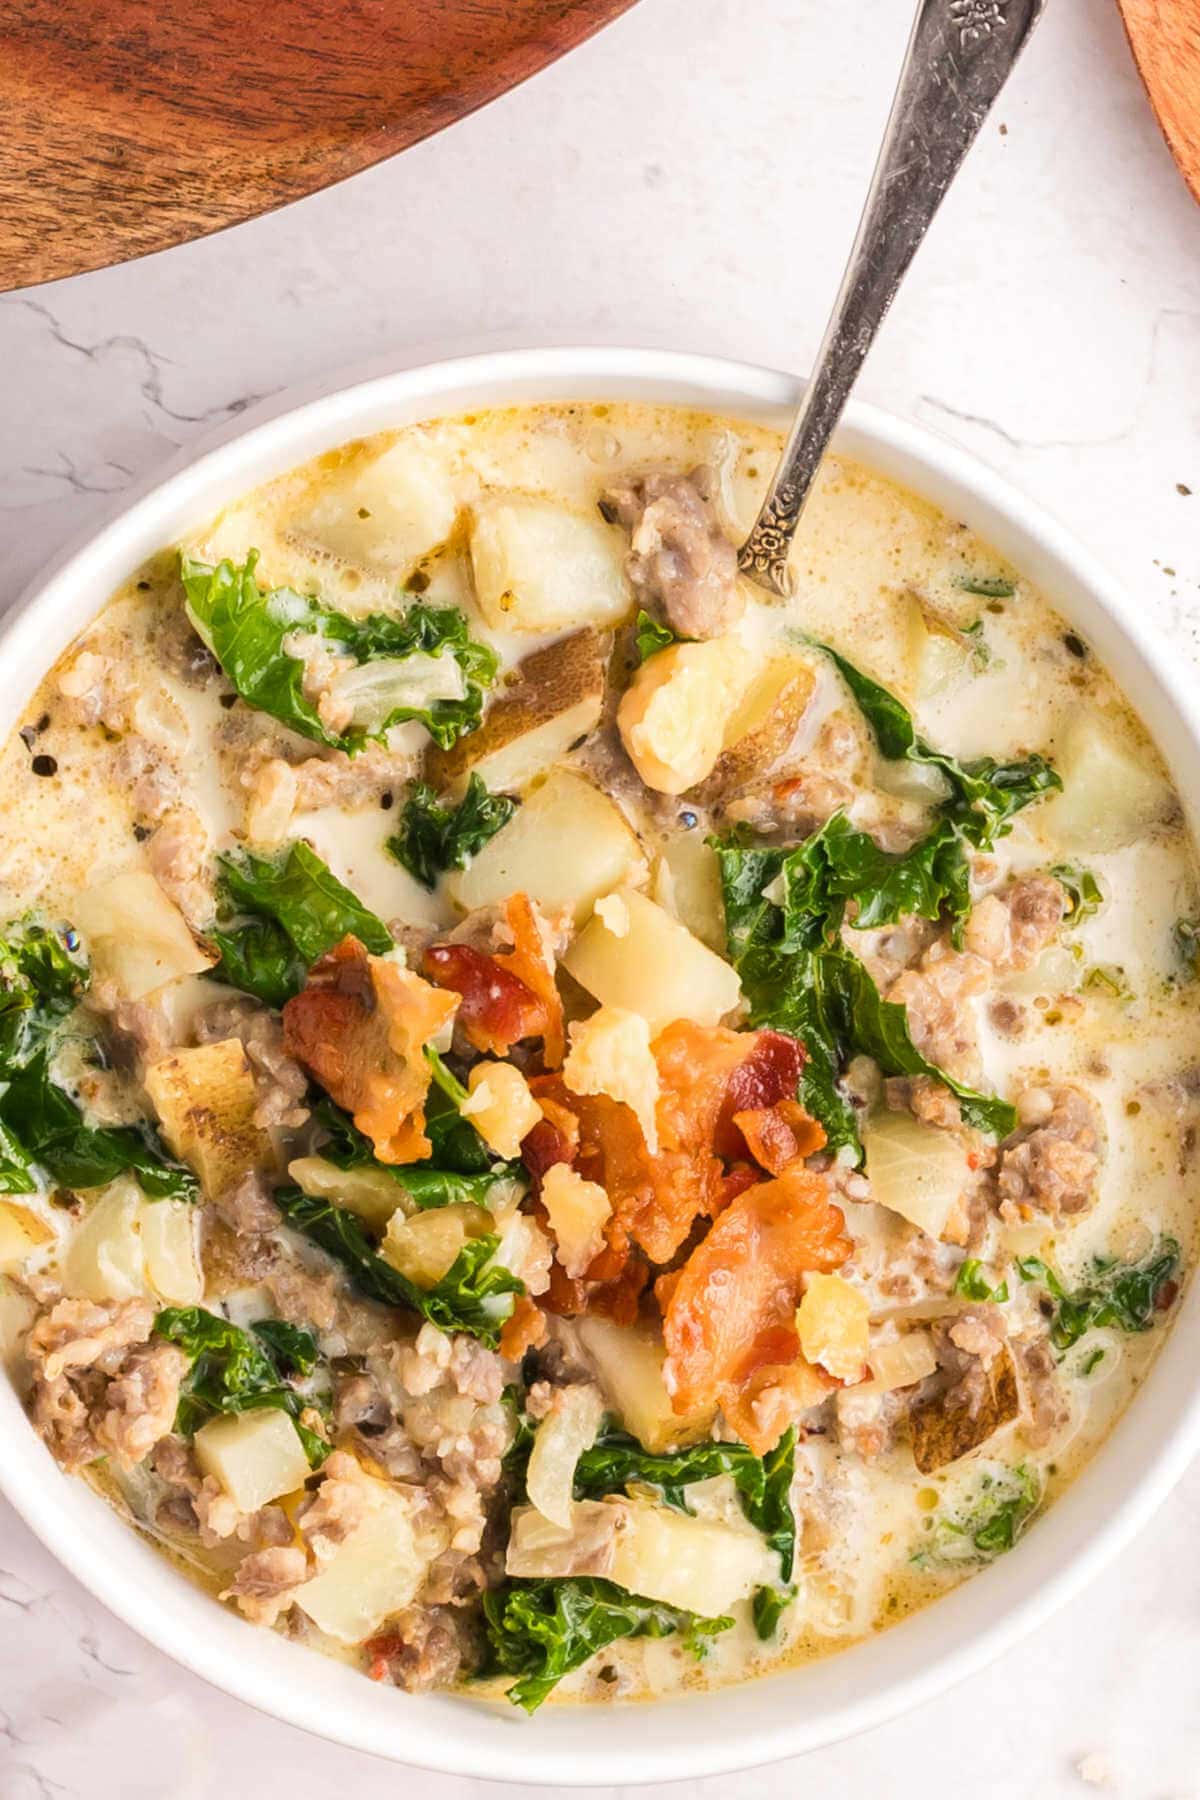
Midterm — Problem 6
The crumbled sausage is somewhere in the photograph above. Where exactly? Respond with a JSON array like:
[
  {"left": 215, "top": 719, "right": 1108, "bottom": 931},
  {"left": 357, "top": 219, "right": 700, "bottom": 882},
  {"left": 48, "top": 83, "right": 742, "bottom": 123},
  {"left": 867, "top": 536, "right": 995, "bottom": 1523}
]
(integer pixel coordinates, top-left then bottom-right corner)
[
  {"left": 997, "top": 1085, "right": 1104, "bottom": 1221},
  {"left": 603, "top": 466, "right": 744, "bottom": 640},
  {"left": 965, "top": 875, "right": 1066, "bottom": 971}
]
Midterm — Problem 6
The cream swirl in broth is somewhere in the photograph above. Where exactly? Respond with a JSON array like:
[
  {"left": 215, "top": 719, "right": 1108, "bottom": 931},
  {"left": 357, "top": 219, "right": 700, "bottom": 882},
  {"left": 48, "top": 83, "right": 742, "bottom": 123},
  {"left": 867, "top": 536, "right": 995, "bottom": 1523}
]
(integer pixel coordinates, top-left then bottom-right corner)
[{"left": 0, "top": 404, "right": 1194, "bottom": 1708}]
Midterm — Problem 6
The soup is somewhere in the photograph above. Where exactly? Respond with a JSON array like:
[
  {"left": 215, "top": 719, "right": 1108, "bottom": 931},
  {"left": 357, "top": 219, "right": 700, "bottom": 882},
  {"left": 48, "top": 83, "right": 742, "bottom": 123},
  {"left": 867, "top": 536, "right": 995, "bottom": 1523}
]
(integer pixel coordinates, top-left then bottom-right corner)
[{"left": 0, "top": 403, "right": 1193, "bottom": 1710}]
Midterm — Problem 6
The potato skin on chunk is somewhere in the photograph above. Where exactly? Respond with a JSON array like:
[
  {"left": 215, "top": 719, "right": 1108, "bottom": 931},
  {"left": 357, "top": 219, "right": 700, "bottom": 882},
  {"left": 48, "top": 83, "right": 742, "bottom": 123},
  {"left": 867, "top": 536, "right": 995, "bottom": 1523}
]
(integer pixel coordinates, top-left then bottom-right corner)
[{"left": 910, "top": 1347, "right": 1020, "bottom": 1474}]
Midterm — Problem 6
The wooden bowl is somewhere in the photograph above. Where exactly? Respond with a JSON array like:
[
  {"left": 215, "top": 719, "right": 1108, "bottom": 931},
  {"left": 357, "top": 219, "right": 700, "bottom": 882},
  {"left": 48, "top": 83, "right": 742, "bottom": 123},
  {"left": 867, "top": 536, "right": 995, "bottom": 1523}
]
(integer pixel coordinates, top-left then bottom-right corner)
[{"left": 0, "top": 0, "right": 638, "bottom": 291}]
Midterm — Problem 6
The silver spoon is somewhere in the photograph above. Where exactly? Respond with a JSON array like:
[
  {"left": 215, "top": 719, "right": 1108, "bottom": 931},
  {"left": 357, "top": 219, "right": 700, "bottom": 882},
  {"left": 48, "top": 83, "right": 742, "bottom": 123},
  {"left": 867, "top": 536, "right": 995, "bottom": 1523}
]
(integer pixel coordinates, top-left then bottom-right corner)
[{"left": 739, "top": 0, "right": 1047, "bottom": 597}]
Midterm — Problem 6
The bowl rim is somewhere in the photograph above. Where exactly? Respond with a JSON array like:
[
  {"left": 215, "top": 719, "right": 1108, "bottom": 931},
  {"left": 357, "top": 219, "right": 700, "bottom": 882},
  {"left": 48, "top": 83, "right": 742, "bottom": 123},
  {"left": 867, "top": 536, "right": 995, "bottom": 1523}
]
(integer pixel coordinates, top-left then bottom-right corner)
[{"left": 2, "top": 344, "right": 1198, "bottom": 1785}]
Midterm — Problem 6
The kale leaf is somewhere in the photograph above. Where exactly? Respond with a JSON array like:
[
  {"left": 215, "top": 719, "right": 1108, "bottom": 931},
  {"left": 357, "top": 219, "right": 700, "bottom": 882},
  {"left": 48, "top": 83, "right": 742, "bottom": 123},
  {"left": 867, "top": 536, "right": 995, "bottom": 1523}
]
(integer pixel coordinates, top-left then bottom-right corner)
[
  {"left": 0, "top": 920, "right": 87, "bottom": 1070},
  {"left": 957, "top": 575, "right": 1015, "bottom": 599},
  {"left": 953, "top": 1259, "right": 1009, "bottom": 1303},
  {"left": 387, "top": 776, "right": 517, "bottom": 891},
  {"left": 314, "top": 1095, "right": 518, "bottom": 1209},
  {"left": 208, "top": 841, "right": 391, "bottom": 1007},
  {"left": 181, "top": 551, "right": 498, "bottom": 752},
  {"left": 274, "top": 1187, "right": 522, "bottom": 1348},
  {"left": 423, "top": 1046, "right": 498, "bottom": 1172},
  {"left": 633, "top": 610, "right": 683, "bottom": 663},
  {"left": 573, "top": 1424, "right": 797, "bottom": 1582},
  {"left": 817, "top": 643, "right": 1059, "bottom": 849},
  {"left": 751, "top": 1583, "right": 796, "bottom": 1641},
  {"left": 712, "top": 830, "right": 1016, "bottom": 1158},
  {"left": 1017, "top": 1241, "right": 1180, "bottom": 1352},
  {"left": 155, "top": 1306, "right": 329, "bottom": 1465},
  {"left": 919, "top": 1464, "right": 1040, "bottom": 1566},
  {"left": 479, "top": 1577, "right": 733, "bottom": 1712},
  {"left": 1052, "top": 864, "right": 1103, "bottom": 925},
  {"left": 0, "top": 918, "right": 194, "bottom": 1200}
]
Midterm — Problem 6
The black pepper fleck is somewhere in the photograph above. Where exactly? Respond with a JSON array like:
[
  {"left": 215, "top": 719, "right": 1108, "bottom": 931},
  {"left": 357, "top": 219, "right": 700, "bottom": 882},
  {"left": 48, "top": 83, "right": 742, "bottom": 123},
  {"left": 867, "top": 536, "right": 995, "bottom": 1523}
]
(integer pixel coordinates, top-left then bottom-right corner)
[
  {"left": 1063, "top": 632, "right": 1087, "bottom": 659},
  {"left": 31, "top": 754, "right": 58, "bottom": 777},
  {"left": 219, "top": 692, "right": 238, "bottom": 709},
  {"left": 380, "top": 790, "right": 395, "bottom": 811},
  {"left": 596, "top": 498, "right": 618, "bottom": 524},
  {"left": 36, "top": 712, "right": 50, "bottom": 732},
  {"left": 406, "top": 569, "right": 431, "bottom": 594},
  {"left": 132, "top": 823, "right": 151, "bottom": 843},
  {"left": 137, "top": 579, "right": 151, "bottom": 592},
  {"left": 1177, "top": 483, "right": 1192, "bottom": 497}
]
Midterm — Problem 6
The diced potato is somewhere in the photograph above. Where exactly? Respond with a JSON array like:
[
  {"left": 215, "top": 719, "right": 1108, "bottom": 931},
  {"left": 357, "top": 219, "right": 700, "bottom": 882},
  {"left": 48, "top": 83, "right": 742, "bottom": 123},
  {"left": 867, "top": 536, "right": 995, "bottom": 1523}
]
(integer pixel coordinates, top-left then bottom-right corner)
[
  {"left": 526, "top": 1385, "right": 606, "bottom": 1528},
  {"left": 1041, "top": 713, "right": 1174, "bottom": 852},
  {"left": 144, "top": 1040, "right": 275, "bottom": 1200},
  {"left": 691, "top": 657, "right": 816, "bottom": 802},
  {"left": 469, "top": 494, "right": 630, "bottom": 632},
  {"left": 0, "top": 1202, "right": 53, "bottom": 1276},
  {"left": 62, "top": 1180, "right": 149, "bottom": 1302},
  {"left": 655, "top": 831, "right": 727, "bottom": 953},
  {"left": 900, "top": 593, "right": 975, "bottom": 701},
  {"left": 288, "top": 1155, "right": 409, "bottom": 1232},
  {"left": 0, "top": 1276, "right": 37, "bottom": 1377},
  {"left": 489, "top": 1198, "right": 553, "bottom": 1293},
  {"left": 295, "top": 1474, "right": 440, "bottom": 1643},
  {"left": 74, "top": 871, "right": 214, "bottom": 1001},
  {"left": 617, "top": 637, "right": 756, "bottom": 795},
  {"left": 612, "top": 1498, "right": 777, "bottom": 1615},
  {"left": 447, "top": 769, "right": 646, "bottom": 925},
  {"left": 194, "top": 1409, "right": 311, "bottom": 1513},
  {"left": 858, "top": 1331, "right": 938, "bottom": 1395},
  {"left": 563, "top": 1005, "right": 660, "bottom": 1152},
  {"left": 139, "top": 1198, "right": 203, "bottom": 1305},
  {"left": 1001, "top": 943, "right": 1082, "bottom": 1000},
  {"left": 461, "top": 1062, "right": 542, "bottom": 1160},
  {"left": 381, "top": 1202, "right": 491, "bottom": 1288},
  {"left": 290, "top": 437, "right": 458, "bottom": 573},
  {"left": 539, "top": 1163, "right": 611, "bottom": 1280},
  {"left": 796, "top": 1273, "right": 870, "bottom": 1383},
  {"left": 863, "top": 1110, "right": 972, "bottom": 1241},
  {"left": 575, "top": 1315, "right": 714, "bottom": 1452},
  {"left": 425, "top": 629, "right": 607, "bottom": 794},
  {"left": 563, "top": 889, "right": 741, "bottom": 1034}
]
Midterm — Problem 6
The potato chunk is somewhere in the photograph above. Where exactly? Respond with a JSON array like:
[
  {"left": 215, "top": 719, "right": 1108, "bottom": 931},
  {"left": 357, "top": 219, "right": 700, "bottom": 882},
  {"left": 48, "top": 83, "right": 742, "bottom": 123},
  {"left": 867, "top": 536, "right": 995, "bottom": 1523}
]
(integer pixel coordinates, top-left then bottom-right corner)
[
  {"left": 62, "top": 1181, "right": 149, "bottom": 1302},
  {"left": 290, "top": 436, "right": 458, "bottom": 573},
  {"left": 424, "top": 629, "right": 607, "bottom": 794},
  {"left": 470, "top": 495, "right": 630, "bottom": 632},
  {"left": 462, "top": 1061, "right": 543, "bottom": 1160},
  {"left": 1041, "top": 713, "right": 1173, "bottom": 852},
  {"left": 194, "top": 1409, "right": 311, "bottom": 1513},
  {"left": 540, "top": 1163, "right": 611, "bottom": 1280},
  {"left": 863, "top": 1110, "right": 972, "bottom": 1241},
  {"left": 563, "top": 889, "right": 741, "bottom": 1034},
  {"left": 563, "top": 1005, "right": 660, "bottom": 1152},
  {"left": 294, "top": 1474, "right": 442, "bottom": 1644},
  {"left": 611, "top": 1499, "right": 778, "bottom": 1615},
  {"left": 574, "top": 1315, "right": 714, "bottom": 1452},
  {"left": 74, "top": 871, "right": 214, "bottom": 1001},
  {"left": 381, "top": 1202, "right": 491, "bottom": 1288},
  {"left": 796, "top": 1272, "right": 870, "bottom": 1382},
  {"left": 139, "top": 1198, "right": 204, "bottom": 1305},
  {"left": 617, "top": 637, "right": 755, "bottom": 794},
  {"left": 144, "top": 1039, "right": 275, "bottom": 1200},
  {"left": 0, "top": 1202, "right": 53, "bottom": 1276},
  {"left": 287, "top": 1155, "right": 407, "bottom": 1232},
  {"left": 447, "top": 770, "right": 646, "bottom": 925},
  {"left": 691, "top": 656, "right": 816, "bottom": 802}
]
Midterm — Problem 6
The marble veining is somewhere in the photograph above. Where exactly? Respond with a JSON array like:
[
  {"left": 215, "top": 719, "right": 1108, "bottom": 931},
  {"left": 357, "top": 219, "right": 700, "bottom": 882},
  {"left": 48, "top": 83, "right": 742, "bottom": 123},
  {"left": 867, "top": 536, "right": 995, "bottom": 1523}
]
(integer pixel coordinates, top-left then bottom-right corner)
[{"left": 1, "top": 0, "right": 1198, "bottom": 1793}]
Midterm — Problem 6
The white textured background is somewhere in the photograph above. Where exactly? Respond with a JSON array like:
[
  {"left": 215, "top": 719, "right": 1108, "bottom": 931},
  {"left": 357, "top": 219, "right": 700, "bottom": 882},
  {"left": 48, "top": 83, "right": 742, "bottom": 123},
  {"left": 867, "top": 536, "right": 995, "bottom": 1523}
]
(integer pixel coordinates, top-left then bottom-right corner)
[{"left": 2, "top": 2, "right": 1199, "bottom": 1795}]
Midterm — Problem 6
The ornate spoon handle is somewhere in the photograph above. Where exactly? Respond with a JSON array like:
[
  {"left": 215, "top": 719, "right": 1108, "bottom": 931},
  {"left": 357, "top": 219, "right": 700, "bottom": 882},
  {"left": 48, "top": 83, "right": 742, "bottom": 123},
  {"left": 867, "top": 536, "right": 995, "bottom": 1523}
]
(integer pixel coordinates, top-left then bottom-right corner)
[{"left": 738, "top": 0, "right": 1047, "bottom": 596}]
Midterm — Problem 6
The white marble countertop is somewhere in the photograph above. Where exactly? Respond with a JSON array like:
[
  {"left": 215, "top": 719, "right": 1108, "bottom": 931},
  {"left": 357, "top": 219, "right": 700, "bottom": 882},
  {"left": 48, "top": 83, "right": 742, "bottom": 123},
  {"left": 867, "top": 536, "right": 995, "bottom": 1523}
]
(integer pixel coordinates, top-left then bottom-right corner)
[{"left": 1, "top": 1, "right": 1198, "bottom": 1794}]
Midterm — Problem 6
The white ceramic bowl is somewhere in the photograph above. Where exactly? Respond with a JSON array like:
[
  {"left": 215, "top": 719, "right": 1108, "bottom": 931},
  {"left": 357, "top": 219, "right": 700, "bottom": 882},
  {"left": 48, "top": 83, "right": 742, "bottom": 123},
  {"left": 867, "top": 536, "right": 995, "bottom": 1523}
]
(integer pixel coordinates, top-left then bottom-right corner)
[{"left": 2, "top": 347, "right": 1198, "bottom": 1785}]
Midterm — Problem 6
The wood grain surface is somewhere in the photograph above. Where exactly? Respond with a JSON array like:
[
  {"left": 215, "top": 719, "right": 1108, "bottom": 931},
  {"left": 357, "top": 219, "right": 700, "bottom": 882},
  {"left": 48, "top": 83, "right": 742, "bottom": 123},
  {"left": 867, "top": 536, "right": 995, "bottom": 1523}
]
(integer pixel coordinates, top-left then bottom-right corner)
[
  {"left": 0, "top": 0, "right": 638, "bottom": 292},
  {"left": 1116, "top": 0, "right": 1200, "bottom": 205}
]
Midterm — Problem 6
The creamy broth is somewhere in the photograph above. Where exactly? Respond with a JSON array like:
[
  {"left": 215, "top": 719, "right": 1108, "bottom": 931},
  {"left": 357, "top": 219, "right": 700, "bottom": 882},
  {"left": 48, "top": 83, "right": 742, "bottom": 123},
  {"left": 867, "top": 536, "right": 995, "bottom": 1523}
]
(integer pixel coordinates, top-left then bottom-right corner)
[{"left": 0, "top": 403, "right": 1195, "bottom": 1710}]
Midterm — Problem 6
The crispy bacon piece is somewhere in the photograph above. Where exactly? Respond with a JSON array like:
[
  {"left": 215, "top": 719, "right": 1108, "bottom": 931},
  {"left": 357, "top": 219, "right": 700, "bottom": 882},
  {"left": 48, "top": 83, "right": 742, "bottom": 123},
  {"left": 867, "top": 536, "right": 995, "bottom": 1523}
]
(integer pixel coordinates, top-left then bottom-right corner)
[
  {"left": 498, "top": 1295, "right": 548, "bottom": 1361},
  {"left": 422, "top": 894, "right": 564, "bottom": 1066},
  {"left": 542, "top": 1251, "right": 649, "bottom": 1327},
  {"left": 733, "top": 1099, "right": 826, "bottom": 1177},
  {"left": 281, "top": 935, "right": 457, "bottom": 1163},
  {"left": 713, "top": 1029, "right": 806, "bottom": 1158},
  {"left": 494, "top": 894, "right": 565, "bottom": 1067},
  {"left": 661, "top": 1166, "right": 851, "bottom": 1454}
]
